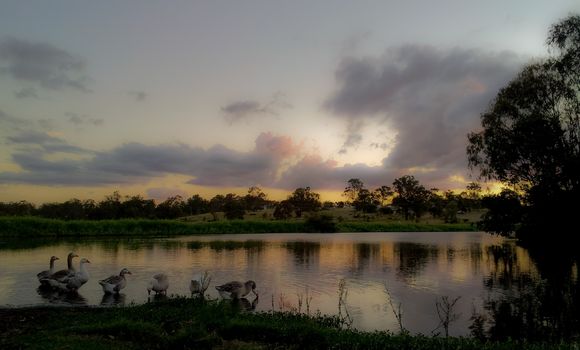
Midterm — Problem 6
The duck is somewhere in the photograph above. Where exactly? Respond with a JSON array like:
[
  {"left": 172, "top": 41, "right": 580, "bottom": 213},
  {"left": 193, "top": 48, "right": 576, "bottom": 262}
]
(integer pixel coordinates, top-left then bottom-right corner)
[
  {"left": 37, "top": 256, "right": 59, "bottom": 285},
  {"left": 45, "top": 258, "right": 91, "bottom": 292},
  {"left": 48, "top": 252, "right": 78, "bottom": 282},
  {"left": 99, "top": 268, "right": 131, "bottom": 294},
  {"left": 147, "top": 273, "right": 169, "bottom": 295},
  {"left": 215, "top": 280, "right": 258, "bottom": 299}
]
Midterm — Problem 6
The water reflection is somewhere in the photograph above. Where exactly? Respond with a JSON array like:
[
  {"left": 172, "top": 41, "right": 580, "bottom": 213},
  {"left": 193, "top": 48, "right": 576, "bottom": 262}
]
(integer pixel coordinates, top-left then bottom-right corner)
[
  {"left": 481, "top": 243, "right": 580, "bottom": 341},
  {"left": 100, "top": 293, "right": 126, "bottom": 306},
  {"left": 284, "top": 241, "right": 320, "bottom": 267},
  {"left": 232, "top": 296, "right": 259, "bottom": 311},
  {"left": 3, "top": 232, "right": 577, "bottom": 338},
  {"left": 394, "top": 242, "right": 439, "bottom": 279},
  {"left": 36, "top": 287, "right": 88, "bottom": 305}
]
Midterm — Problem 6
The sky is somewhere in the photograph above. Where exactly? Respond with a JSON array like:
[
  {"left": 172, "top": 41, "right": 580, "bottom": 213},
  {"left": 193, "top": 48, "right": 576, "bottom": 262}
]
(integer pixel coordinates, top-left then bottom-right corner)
[{"left": 0, "top": 0, "right": 578, "bottom": 203}]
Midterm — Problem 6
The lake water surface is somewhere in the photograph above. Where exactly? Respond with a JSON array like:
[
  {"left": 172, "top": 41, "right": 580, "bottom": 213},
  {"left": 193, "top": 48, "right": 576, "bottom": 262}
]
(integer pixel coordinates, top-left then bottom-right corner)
[{"left": 0, "top": 232, "right": 544, "bottom": 336}]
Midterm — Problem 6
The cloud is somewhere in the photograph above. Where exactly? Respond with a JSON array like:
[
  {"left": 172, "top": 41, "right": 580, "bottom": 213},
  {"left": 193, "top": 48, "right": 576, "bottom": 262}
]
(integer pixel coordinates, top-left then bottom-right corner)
[
  {"left": 0, "top": 132, "right": 302, "bottom": 187},
  {"left": 128, "top": 91, "right": 147, "bottom": 101},
  {"left": 325, "top": 45, "right": 523, "bottom": 171},
  {"left": 65, "top": 112, "right": 104, "bottom": 127},
  {"left": 13, "top": 87, "right": 38, "bottom": 99},
  {"left": 0, "top": 37, "right": 90, "bottom": 92},
  {"left": 7, "top": 130, "right": 90, "bottom": 154},
  {"left": 221, "top": 93, "right": 292, "bottom": 124}
]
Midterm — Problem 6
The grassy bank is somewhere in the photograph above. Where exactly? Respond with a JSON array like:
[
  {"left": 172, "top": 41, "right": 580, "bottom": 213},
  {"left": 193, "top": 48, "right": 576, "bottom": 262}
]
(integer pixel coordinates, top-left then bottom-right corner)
[
  {"left": 0, "top": 297, "right": 574, "bottom": 350},
  {"left": 0, "top": 216, "right": 476, "bottom": 238}
]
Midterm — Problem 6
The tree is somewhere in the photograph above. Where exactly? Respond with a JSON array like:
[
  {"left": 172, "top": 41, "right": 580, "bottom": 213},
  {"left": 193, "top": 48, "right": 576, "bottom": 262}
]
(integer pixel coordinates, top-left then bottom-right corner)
[
  {"left": 392, "top": 175, "right": 432, "bottom": 220},
  {"left": 185, "top": 195, "right": 209, "bottom": 215},
  {"left": 373, "top": 185, "right": 394, "bottom": 207},
  {"left": 352, "top": 188, "right": 380, "bottom": 213},
  {"left": 467, "top": 15, "right": 580, "bottom": 239},
  {"left": 208, "top": 194, "right": 226, "bottom": 221},
  {"left": 244, "top": 186, "right": 267, "bottom": 211},
  {"left": 273, "top": 200, "right": 294, "bottom": 220},
  {"left": 223, "top": 194, "right": 245, "bottom": 220},
  {"left": 287, "top": 187, "right": 321, "bottom": 218},
  {"left": 155, "top": 195, "right": 186, "bottom": 219},
  {"left": 343, "top": 178, "right": 365, "bottom": 204}
]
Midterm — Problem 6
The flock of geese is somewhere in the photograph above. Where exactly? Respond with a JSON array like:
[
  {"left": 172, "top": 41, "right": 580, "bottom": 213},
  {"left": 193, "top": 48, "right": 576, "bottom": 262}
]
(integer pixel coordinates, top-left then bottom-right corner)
[{"left": 37, "top": 252, "right": 259, "bottom": 300}]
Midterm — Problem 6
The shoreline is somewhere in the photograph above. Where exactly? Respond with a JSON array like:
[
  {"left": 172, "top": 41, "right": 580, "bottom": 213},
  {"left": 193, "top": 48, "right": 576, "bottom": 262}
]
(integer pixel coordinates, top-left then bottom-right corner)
[
  {"left": 0, "top": 297, "right": 573, "bottom": 350},
  {"left": 0, "top": 216, "right": 476, "bottom": 238}
]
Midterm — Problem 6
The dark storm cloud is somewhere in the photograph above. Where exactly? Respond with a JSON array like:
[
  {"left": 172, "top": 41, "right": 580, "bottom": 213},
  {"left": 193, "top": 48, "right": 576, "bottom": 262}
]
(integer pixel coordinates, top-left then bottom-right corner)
[
  {"left": 0, "top": 37, "right": 91, "bottom": 92},
  {"left": 221, "top": 93, "right": 292, "bottom": 124},
  {"left": 13, "top": 87, "right": 38, "bottom": 99},
  {"left": 0, "top": 133, "right": 300, "bottom": 187},
  {"left": 325, "top": 45, "right": 523, "bottom": 170}
]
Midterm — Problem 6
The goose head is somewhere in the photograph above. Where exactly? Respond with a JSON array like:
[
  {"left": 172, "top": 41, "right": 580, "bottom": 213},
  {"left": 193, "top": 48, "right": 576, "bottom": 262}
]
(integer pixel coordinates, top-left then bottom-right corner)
[
  {"left": 80, "top": 258, "right": 91, "bottom": 265},
  {"left": 245, "top": 280, "right": 258, "bottom": 297},
  {"left": 50, "top": 256, "right": 60, "bottom": 263},
  {"left": 119, "top": 268, "right": 132, "bottom": 276}
]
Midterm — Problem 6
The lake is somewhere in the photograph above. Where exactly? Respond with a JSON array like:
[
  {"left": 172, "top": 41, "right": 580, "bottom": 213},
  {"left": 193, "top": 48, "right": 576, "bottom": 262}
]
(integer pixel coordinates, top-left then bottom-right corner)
[{"left": 0, "top": 232, "right": 551, "bottom": 336}]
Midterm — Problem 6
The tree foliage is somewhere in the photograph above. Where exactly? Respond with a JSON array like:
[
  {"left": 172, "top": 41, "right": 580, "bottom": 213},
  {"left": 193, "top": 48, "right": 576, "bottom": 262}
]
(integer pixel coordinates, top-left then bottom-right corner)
[
  {"left": 392, "top": 175, "right": 432, "bottom": 220},
  {"left": 467, "top": 14, "right": 580, "bottom": 239}
]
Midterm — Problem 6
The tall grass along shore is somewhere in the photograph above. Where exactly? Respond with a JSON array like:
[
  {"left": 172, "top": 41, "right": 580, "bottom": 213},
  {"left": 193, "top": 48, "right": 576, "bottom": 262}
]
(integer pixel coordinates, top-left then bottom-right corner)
[
  {"left": 1, "top": 297, "right": 576, "bottom": 350},
  {"left": 0, "top": 216, "right": 475, "bottom": 238}
]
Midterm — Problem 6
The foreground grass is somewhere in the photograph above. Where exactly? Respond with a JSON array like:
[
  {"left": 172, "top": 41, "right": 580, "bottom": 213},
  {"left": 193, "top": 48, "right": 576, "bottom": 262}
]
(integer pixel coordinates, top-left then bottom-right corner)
[
  {"left": 0, "top": 216, "right": 475, "bottom": 238},
  {"left": 0, "top": 297, "right": 575, "bottom": 350}
]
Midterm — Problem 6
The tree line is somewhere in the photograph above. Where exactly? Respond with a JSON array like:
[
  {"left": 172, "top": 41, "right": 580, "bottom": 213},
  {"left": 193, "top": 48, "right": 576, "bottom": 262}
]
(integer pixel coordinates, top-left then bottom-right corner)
[{"left": 0, "top": 176, "right": 485, "bottom": 221}]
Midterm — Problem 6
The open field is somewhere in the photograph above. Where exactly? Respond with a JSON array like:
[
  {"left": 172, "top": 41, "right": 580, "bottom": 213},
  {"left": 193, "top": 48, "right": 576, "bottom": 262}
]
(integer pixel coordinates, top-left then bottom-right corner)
[{"left": 1, "top": 297, "right": 576, "bottom": 350}]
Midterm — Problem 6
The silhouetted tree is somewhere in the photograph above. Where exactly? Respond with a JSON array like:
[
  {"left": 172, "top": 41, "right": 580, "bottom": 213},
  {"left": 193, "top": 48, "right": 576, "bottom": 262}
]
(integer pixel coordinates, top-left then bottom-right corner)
[
  {"left": 392, "top": 175, "right": 432, "bottom": 220},
  {"left": 0, "top": 201, "right": 35, "bottom": 216},
  {"left": 273, "top": 200, "right": 294, "bottom": 220},
  {"left": 373, "top": 185, "right": 394, "bottom": 207},
  {"left": 478, "top": 189, "right": 523, "bottom": 235},
  {"left": 352, "top": 188, "right": 380, "bottom": 213},
  {"left": 223, "top": 194, "right": 245, "bottom": 220},
  {"left": 343, "top": 178, "right": 364, "bottom": 204},
  {"left": 155, "top": 195, "right": 186, "bottom": 219},
  {"left": 287, "top": 187, "right": 321, "bottom": 218},
  {"left": 467, "top": 15, "right": 580, "bottom": 240},
  {"left": 244, "top": 186, "right": 267, "bottom": 211},
  {"left": 185, "top": 194, "right": 209, "bottom": 215},
  {"left": 121, "top": 195, "right": 155, "bottom": 218}
]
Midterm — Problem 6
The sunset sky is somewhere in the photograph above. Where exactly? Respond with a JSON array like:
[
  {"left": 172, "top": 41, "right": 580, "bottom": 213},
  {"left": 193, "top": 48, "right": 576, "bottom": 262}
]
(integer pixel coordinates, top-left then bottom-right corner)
[{"left": 1, "top": 0, "right": 578, "bottom": 203}]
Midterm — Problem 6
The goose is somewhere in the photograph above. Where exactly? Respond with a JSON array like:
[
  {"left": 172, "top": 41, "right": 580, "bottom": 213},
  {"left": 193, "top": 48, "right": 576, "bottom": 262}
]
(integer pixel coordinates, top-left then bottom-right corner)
[
  {"left": 189, "top": 280, "right": 202, "bottom": 295},
  {"left": 48, "top": 252, "right": 78, "bottom": 282},
  {"left": 99, "top": 268, "right": 131, "bottom": 294},
  {"left": 215, "top": 280, "right": 258, "bottom": 299},
  {"left": 147, "top": 273, "right": 169, "bottom": 295},
  {"left": 46, "top": 258, "right": 91, "bottom": 292},
  {"left": 37, "top": 256, "right": 59, "bottom": 285},
  {"left": 189, "top": 272, "right": 211, "bottom": 296}
]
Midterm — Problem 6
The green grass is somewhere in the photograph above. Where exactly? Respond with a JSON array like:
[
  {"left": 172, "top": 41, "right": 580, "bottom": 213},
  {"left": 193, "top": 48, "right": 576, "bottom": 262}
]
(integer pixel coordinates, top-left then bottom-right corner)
[
  {"left": 0, "top": 297, "right": 576, "bottom": 350},
  {"left": 0, "top": 216, "right": 477, "bottom": 239}
]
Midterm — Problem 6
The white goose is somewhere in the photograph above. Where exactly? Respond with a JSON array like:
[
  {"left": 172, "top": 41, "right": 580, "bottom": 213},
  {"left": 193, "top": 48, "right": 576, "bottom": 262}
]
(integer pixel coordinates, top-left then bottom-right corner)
[
  {"left": 215, "top": 280, "right": 258, "bottom": 299},
  {"left": 99, "top": 268, "right": 131, "bottom": 294},
  {"left": 37, "top": 256, "right": 59, "bottom": 285},
  {"left": 147, "top": 273, "right": 169, "bottom": 295},
  {"left": 46, "top": 258, "right": 91, "bottom": 292}
]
